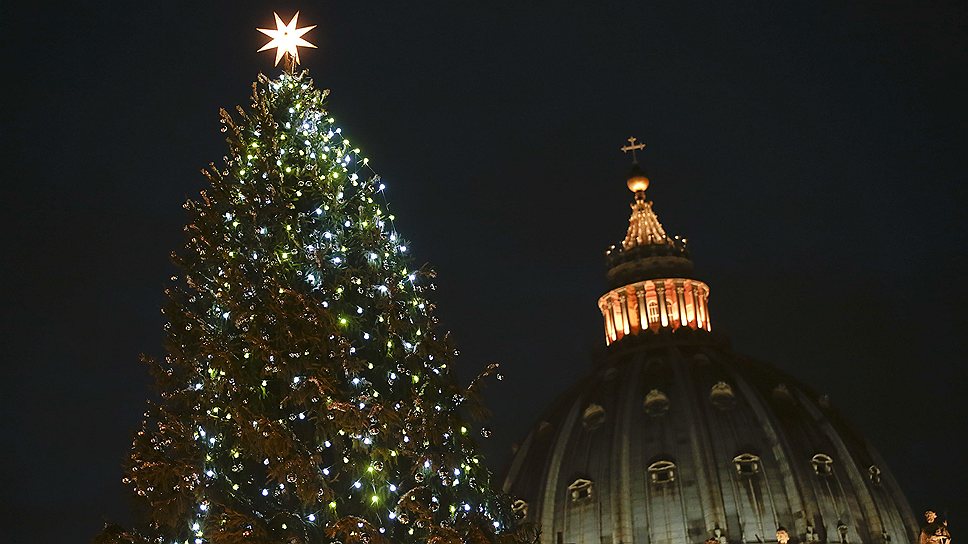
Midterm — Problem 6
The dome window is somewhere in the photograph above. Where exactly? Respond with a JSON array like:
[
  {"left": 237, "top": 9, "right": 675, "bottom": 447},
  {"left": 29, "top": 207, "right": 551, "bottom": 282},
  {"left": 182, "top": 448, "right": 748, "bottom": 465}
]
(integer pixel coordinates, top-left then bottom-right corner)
[
  {"left": 511, "top": 499, "right": 528, "bottom": 518},
  {"left": 733, "top": 453, "right": 761, "bottom": 476},
  {"left": 536, "top": 421, "right": 553, "bottom": 437},
  {"left": 811, "top": 453, "right": 834, "bottom": 476},
  {"left": 772, "top": 383, "right": 795, "bottom": 404},
  {"left": 647, "top": 299, "right": 660, "bottom": 323},
  {"left": 710, "top": 381, "right": 736, "bottom": 410},
  {"left": 648, "top": 460, "right": 677, "bottom": 485},
  {"left": 568, "top": 478, "right": 593, "bottom": 502},
  {"left": 643, "top": 388, "right": 670, "bottom": 416},
  {"left": 582, "top": 403, "right": 606, "bottom": 430},
  {"left": 868, "top": 465, "right": 881, "bottom": 485}
]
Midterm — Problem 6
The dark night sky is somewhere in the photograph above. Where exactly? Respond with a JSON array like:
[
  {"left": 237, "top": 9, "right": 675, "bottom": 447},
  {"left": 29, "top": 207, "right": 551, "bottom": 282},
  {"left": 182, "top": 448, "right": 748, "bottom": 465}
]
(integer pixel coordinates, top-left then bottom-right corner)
[{"left": 2, "top": 1, "right": 966, "bottom": 542}]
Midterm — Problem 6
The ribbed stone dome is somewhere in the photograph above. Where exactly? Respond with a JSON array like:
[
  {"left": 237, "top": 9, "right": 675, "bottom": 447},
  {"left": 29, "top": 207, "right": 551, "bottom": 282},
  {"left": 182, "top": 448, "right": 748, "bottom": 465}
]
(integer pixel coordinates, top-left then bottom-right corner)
[
  {"left": 501, "top": 332, "right": 917, "bottom": 544},
  {"left": 501, "top": 146, "right": 917, "bottom": 544}
]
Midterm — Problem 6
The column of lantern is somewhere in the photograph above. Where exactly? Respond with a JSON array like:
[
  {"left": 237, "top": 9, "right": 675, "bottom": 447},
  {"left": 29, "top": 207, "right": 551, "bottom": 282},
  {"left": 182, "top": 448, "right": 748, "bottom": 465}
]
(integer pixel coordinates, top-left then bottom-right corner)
[{"left": 599, "top": 279, "right": 711, "bottom": 345}]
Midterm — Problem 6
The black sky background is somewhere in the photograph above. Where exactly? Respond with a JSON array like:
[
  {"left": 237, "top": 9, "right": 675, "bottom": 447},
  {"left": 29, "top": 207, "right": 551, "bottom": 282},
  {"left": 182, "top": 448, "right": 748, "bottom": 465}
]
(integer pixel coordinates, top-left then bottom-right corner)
[{"left": 2, "top": 1, "right": 966, "bottom": 542}]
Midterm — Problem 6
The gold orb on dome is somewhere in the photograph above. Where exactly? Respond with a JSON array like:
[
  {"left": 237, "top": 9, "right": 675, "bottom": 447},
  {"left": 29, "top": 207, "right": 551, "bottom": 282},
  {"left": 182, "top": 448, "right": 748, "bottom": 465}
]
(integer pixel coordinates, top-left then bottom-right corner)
[
  {"left": 625, "top": 162, "right": 650, "bottom": 193},
  {"left": 627, "top": 174, "right": 650, "bottom": 193}
]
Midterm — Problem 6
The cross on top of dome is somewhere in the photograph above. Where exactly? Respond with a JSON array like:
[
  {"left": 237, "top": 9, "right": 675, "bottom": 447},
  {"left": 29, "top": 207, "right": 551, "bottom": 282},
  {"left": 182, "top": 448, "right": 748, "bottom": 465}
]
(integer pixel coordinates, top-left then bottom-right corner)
[{"left": 620, "top": 136, "right": 646, "bottom": 163}]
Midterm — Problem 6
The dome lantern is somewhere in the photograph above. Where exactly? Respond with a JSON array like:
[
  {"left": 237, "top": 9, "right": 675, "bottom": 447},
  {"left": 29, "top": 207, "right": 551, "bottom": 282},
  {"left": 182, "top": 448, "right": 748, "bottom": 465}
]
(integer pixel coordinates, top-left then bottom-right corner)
[{"left": 600, "top": 137, "right": 711, "bottom": 345}]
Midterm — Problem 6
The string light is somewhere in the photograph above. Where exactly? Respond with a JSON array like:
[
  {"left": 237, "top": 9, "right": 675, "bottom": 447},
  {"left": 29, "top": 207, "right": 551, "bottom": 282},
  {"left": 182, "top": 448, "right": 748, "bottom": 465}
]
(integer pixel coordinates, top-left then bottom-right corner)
[{"left": 112, "top": 59, "right": 517, "bottom": 544}]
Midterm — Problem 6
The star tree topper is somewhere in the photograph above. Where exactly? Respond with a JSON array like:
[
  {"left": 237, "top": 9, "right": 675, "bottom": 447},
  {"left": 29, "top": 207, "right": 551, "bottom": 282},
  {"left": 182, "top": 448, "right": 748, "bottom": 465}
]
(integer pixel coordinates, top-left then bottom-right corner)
[{"left": 257, "top": 12, "right": 317, "bottom": 67}]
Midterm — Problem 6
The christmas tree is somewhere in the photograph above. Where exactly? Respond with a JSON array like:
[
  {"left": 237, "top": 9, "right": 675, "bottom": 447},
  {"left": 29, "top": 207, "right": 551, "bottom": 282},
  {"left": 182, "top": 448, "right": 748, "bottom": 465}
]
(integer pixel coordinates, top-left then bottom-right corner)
[{"left": 99, "top": 14, "right": 527, "bottom": 544}]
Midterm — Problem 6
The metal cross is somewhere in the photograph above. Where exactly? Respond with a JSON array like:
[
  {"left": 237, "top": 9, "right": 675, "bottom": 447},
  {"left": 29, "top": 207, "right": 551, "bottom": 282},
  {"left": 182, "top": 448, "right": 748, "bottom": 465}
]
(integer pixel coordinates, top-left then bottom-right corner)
[{"left": 620, "top": 136, "right": 646, "bottom": 163}]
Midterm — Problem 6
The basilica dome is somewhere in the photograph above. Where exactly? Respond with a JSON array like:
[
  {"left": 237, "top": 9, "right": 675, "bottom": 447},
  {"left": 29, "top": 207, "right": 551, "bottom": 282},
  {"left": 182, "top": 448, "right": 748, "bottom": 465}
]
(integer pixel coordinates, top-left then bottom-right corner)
[{"left": 501, "top": 148, "right": 917, "bottom": 544}]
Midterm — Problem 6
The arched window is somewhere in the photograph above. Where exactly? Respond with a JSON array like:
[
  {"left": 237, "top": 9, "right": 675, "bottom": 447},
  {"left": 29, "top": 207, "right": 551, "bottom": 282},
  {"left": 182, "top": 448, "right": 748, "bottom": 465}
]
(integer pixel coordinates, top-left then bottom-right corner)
[
  {"left": 568, "top": 478, "right": 593, "bottom": 502},
  {"left": 582, "top": 403, "right": 606, "bottom": 430},
  {"left": 511, "top": 499, "right": 528, "bottom": 518},
  {"left": 811, "top": 453, "right": 834, "bottom": 476},
  {"left": 647, "top": 299, "right": 660, "bottom": 323},
  {"left": 665, "top": 296, "right": 679, "bottom": 326},
  {"left": 733, "top": 453, "right": 761, "bottom": 476},
  {"left": 648, "top": 460, "right": 677, "bottom": 485}
]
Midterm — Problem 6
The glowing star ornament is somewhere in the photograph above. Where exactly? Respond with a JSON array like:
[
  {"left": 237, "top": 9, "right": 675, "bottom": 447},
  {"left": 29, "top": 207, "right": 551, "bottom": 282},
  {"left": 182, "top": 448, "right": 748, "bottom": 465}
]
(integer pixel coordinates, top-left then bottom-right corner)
[{"left": 257, "top": 12, "right": 317, "bottom": 67}]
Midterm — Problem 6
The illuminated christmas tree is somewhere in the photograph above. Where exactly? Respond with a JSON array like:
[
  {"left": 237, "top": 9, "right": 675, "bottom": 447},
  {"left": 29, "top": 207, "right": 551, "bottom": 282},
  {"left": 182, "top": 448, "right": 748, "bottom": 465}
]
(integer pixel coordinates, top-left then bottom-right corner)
[{"left": 99, "top": 14, "right": 526, "bottom": 544}]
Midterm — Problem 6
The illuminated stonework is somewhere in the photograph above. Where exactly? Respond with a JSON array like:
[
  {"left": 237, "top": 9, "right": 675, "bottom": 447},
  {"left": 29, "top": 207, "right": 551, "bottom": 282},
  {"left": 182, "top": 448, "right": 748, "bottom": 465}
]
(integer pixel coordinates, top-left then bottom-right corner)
[
  {"left": 623, "top": 196, "right": 668, "bottom": 248},
  {"left": 502, "top": 143, "right": 917, "bottom": 544},
  {"left": 599, "top": 152, "right": 711, "bottom": 345},
  {"left": 599, "top": 277, "right": 710, "bottom": 344}
]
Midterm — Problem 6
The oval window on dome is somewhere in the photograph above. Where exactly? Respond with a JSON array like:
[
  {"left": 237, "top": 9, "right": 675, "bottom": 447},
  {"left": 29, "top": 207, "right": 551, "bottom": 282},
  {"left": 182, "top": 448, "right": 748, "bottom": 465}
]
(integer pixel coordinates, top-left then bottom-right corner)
[
  {"left": 733, "top": 453, "right": 760, "bottom": 476},
  {"left": 536, "top": 420, "right": 553, "bottom": 437},
  {"left": 643, "top": 388, "right": 670, "bottom": 416},
  {"left": 567, "top": 478, "right": 593, "bottom": 503},
  {"left": 811, "top": 453, "right": 834, "bottom": 476},
  {"left": 773, "top": 383, "right": 795, "bottom": 404},
  {"left": 648, "top": 460, "right": 676, "bottom": 485},
  {"left": 582, "top": 403, "right": 606, "bottom": 430},
  {"left": 710, "top": 381, "right": 736, "bottom": 410},
  {"left": 868, "top": 465, "right": 881, "bottom": 485}
]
